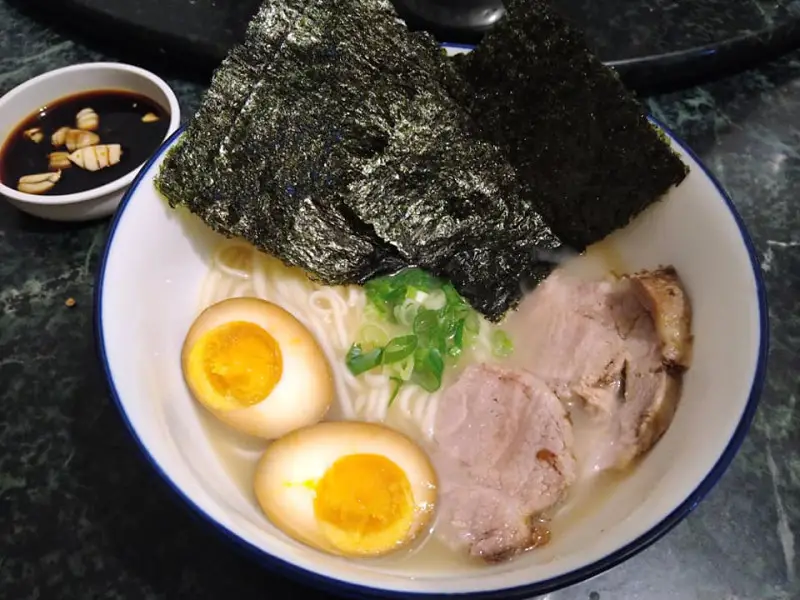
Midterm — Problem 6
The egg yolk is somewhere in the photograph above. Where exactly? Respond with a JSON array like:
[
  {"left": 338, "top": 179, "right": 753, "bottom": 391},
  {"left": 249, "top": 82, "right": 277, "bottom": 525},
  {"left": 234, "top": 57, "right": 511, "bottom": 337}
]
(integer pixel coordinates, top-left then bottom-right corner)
[
  {"left": 187, "top": 321, "right": 283, "bottom": 410},
  {"left": 313, "top": 453, "right": 416, "bottom": 556}
]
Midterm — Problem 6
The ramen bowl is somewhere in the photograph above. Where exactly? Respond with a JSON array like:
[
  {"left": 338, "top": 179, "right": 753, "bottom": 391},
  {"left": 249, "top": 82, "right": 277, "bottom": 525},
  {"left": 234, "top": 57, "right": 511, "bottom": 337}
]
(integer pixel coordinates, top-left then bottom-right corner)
[{"left": 95, "top": 119, "right": 767, "bottom": 598}]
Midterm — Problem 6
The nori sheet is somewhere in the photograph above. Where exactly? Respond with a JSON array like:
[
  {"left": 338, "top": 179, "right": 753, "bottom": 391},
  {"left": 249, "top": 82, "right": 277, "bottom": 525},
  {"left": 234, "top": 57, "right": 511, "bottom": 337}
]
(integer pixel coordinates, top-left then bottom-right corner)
[
  {"left": 157, "top": 0, "right": 416, "bottom": 284},
  {"left": 200, "top": 0, "right": 459, "bottom": 284},
  {"left": 157, "top": 0, "right": 310, "bottom": 213},
  {"left": 457, "top": 0, "right": 689, "bottom": 252},
  {"left": 346, "top": 89, "right": 562, "bottom": 321}
]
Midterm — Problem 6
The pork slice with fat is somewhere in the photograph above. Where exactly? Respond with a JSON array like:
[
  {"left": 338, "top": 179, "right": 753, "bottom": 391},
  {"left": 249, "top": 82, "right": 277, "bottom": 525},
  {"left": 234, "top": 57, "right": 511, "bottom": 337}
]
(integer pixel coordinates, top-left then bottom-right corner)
[
  {"left": 430, "top": 364, "right": 576, "bottom": 562},
  {"left": 628, "top": 266, "right": 693, "bottom": 370},
  {"left": 514, "top": 271, "right": 642, "bottom": 407},
  {"left": 515, "top": 267, "right": 692, "bottom": 472}
]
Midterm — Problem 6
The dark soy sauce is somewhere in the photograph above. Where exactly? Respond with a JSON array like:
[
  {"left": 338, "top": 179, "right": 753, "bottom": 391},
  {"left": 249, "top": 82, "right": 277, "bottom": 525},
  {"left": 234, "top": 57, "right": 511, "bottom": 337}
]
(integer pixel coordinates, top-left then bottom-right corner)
[{"left": 0, "top": 89, "right": 169, "bottom": 196}]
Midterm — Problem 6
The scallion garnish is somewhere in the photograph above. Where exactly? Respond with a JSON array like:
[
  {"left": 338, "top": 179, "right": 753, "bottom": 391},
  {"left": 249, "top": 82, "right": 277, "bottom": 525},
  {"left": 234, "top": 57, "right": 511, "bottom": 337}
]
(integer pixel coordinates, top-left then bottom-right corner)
[{"left": 348, "top": 268, "right": 514, "bottom": 402}]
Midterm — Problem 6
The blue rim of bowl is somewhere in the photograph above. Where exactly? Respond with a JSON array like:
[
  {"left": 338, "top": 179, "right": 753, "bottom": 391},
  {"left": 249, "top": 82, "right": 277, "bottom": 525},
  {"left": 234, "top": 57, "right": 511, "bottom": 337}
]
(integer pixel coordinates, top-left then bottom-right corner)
[
  {"left": 441, "top": 42, "right": 475, "bottom": 50},
  {"left": 93, "top": 82, "right": 769, "bottom": 600}
]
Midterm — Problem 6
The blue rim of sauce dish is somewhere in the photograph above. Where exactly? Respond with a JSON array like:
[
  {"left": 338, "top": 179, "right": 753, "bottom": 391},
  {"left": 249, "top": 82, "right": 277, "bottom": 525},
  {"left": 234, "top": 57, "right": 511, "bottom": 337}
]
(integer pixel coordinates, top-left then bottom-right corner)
[{"left": 93, "top": 48, "right": 769, "bottom": 600}]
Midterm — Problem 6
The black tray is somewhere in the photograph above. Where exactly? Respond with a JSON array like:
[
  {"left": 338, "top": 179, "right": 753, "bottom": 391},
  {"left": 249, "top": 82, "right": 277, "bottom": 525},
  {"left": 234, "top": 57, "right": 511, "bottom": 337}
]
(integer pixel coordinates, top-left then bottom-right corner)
[{"left": 18, "top": 0, "right": 800, "bottom": 93}]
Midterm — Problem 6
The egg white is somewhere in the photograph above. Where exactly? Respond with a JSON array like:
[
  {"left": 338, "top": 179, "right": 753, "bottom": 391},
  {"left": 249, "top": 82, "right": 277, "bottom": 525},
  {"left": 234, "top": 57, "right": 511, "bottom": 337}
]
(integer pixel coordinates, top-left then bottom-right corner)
[
  {"left": 181, "top": 297, "right": 334, "bottom": 439},
  {"left": 254, "top": 421, "right": 438, "bottom": 558}
]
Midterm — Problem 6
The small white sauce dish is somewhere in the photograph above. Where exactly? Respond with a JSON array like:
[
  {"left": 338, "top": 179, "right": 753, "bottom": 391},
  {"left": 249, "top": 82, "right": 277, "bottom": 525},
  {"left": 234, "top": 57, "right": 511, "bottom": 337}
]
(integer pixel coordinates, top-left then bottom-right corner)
[
  {"left": 95, "top": 115, "right": 768, "bottom": 597},
  {"left": 0, "top": 62, "right": 180, "bottom": 222}
]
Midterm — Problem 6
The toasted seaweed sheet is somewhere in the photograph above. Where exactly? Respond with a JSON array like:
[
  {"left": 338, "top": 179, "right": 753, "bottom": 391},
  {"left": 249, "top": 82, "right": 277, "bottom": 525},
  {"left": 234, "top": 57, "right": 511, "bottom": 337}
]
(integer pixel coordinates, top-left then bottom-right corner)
[
  {"left": 157, "top": 0, "right": 310, "bottom": 211},
  {"left": 157, "top": 0, "right": 506, "bottom": 285},
  {"left": 157, "top": 0, "right": 415, "bottom": 284},
  {"left": 458, "top": 0, "right": 689, "bottom": 251},
  {"left": 192, "top": 0, "right": 403, "bottom": 283},
  {"left": 212, "top": 0, "right": 472, "bottom": 283},
  {"left": 347, "top": 89, "right": 561, "bottom": 321}
]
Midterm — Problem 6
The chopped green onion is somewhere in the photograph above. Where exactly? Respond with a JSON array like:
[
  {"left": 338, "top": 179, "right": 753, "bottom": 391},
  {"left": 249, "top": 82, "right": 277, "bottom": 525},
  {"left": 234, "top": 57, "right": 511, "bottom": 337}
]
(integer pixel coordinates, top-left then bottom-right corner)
[
  {"left": 422, "top": 289, "right": 447, "bottom": 310},
  {"left": 491, "top": 330, "right": 514, "bottom": 358},
  {"left": 438, "top": 305, "right": 457, "bottom": 336},
  {"left": 431, "top": 328, "right": 447, "bottom": 358},
  {"left": 411, "top": 347, "right": 445, "bottom": 392},
  {"left": 358, "top": 324, "right": 389, "bottom": 348},
  {"left": 383, "top": 334, "right": 418, "bottom": 364},
  {"left": 464, "top": 311, "right": 480, "bottom": 333},
  {"left": 442, "top": 283, "right": 468, "bottom": 312},
  {"left": 406, "top": 286, "right": 429, "bottom": 303},
  {"left": 346, "top": 344, "right": 383, "bottom": 376},
  {"left": 349, "top": 268, "right": 514, "bottom": 399},
  {"left": 364, "top": 268, "right": 441, "bottom": 322},
  {"left": 449, "top": 319, "right": 465, "bottom": 358},
  {"left": 413, "top": 308, "right": 439, "bottom": 342},
  {"left": 386, "top": 355, "right": 415, "bottom": 381},
  {"left": 394, "top": 300, "right": 418, "bottom": 327},
  {"left": 387, "top": 377, "right": 403, "bottom": 406}
]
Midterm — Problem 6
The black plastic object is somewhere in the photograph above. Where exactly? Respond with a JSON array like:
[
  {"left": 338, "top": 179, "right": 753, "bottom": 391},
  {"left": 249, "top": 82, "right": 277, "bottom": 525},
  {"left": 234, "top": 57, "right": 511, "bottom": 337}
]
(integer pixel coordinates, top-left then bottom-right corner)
[
  {"left": 392, "top": 0, "right": 505, "bottom": 44},
  {"left": 16, "top": 0, "right": 800, "bottom": 94}
]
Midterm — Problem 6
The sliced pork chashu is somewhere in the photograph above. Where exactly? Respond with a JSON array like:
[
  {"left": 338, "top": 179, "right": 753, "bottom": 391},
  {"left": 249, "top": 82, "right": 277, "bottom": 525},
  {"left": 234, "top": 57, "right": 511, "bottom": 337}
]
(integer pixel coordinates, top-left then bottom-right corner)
[
  {"left": 515, "top": 267, "right": 692, "bottom": 471},
  {"left": 430, "top": 364, "right": 576, "bottom": 562},
  {"left": 629, "top": 266, "right": 693, "bottom": 370}
]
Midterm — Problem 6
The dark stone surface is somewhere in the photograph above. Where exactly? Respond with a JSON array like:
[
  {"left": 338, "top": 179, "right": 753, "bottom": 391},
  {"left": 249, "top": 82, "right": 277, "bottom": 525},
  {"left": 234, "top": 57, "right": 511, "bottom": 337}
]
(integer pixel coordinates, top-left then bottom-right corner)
[
  {"left": 10, "top": 0, "right": 800, "bottom": 92},
  {"left": 0, "top": 1, "right": 798, "bottom": 599}
]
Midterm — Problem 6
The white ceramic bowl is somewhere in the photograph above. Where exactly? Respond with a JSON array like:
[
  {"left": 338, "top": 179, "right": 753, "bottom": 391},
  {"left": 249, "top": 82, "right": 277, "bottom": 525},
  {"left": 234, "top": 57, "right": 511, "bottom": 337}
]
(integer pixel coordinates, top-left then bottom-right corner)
[
  {"left": 0, "top": 62, "right": 180, "bottom": 222},
  {"left": 95, "top": 126, "right": 767, "bottom": 597},
  {"left": 95, "top": 120, "right": 769, "bottom": 597}
]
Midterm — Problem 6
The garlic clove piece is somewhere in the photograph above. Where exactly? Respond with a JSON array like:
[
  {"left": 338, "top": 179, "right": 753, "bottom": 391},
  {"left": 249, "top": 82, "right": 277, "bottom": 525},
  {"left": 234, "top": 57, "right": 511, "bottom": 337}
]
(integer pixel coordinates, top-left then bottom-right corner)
[
  {"left": 68, "top": 144, "right": 123, "bottom": 172},
  {"left": 141, "top": 112, "right": 160, "bottom": 123},
  {"left": 18, "top": 171, "right": 62, "bottom": 194},
  {"left": 76, "top": 107, "right": 99, "bottom": 131},
  {"left": 48, "top": 151, "right": 72, "bottom": 170},
  {"left": 65, "top": 129, "right": 100, "bottom": 152},
  {"left": 51, "top": 126, "right": 70, "bottom": 147},
  {"left": 24, "top": 127, "right": 44, "bottom": 143}
]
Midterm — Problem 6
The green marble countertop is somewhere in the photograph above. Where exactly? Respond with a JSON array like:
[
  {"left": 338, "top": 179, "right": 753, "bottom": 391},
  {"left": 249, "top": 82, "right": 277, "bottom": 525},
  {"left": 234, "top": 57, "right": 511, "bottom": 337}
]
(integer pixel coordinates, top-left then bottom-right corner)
[{"left": 0, "top": 1, "right": 797, "bottom": 599}]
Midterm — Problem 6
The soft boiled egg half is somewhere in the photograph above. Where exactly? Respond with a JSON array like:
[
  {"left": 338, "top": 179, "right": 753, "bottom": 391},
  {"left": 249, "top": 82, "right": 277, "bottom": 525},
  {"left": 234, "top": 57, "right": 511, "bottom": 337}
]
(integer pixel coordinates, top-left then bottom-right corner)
[
  {"left": 255, "top": 421, "right": 438, "bottom": 558},
  {"left": 181, "top": 297, "right": 334, "bottom": 439}
]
